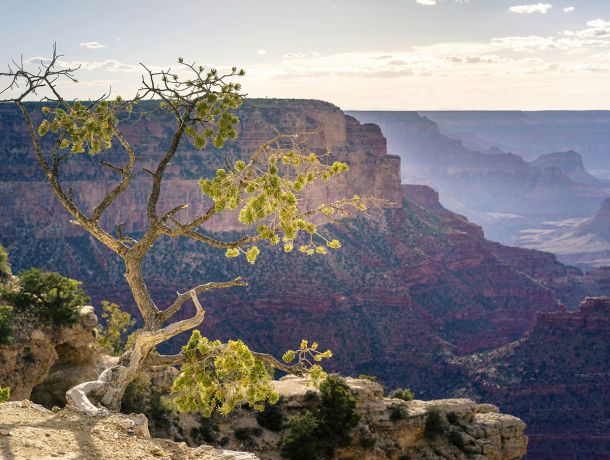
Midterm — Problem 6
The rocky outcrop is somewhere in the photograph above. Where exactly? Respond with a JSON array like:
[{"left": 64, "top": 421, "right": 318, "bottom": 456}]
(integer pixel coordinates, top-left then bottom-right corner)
[
  {"left": 0, "top": 306, "right": 98, "bottom": 403},
  {"left": 0, "top": 401, "right": 259, "bottom": 460},
  {"left": 463, "top": 297, "right": 610, "bottom": 459},
  {"left": 530, "top": 151, "right": 602, "bottom": 185},
  {"left": 158, "top": 376, "right": 527, "bottom": 460}
]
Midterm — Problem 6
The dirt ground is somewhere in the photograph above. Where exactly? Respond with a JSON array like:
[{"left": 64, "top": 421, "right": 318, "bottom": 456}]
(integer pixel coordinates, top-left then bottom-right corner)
[{"left": 0, "top": 401, "right": 257, "bottom": 460}]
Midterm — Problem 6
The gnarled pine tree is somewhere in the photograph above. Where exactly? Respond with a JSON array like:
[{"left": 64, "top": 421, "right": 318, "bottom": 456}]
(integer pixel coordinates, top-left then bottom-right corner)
[{"left": 0, "top": 46, "right": 370, "bottom": 416}]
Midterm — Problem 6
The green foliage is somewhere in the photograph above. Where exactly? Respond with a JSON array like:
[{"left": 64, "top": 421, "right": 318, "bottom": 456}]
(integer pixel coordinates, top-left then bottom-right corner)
[
  {"left": 0, "top": 305, "right": 14, "bottom": 345},
  {"left": 280, "top": 411, "right": 320, "bottom": 460},
  {"left": 201, "top": 146, "right": 364, "bottom": 265},
  {"left": 390, "top": 388, "right": 414, "bottom": 401},
  {"left": 39, "top": 99, "right": 125, "bottom": 155},
  {"left": 256, "top": 399, "right": 285, "bottom": 432},
  {"left": 0, "top": 386, "right": 9, "bottom": 403},
  {"left": 281, "top": 375, "right": 360, "bottom": 460},
  {"left": 234, "top": 426, "right": 258, "bottom": 442},
  {"left": 171, "top": 330, "right": 280, "bottom": 416},
  {"left": 424, "top": 406, "right": 447, "bottom": 439},
  {"left": 0, "top": 245, "right": 11, "bottom": 281},
  {"left": 389, "top": 404, "right": 409, "bottom": 422},
  {"left": 95, "top": 301, "right": 135, "bottom": 356},
  {"left": 358, "top": 374, "right": 378, "bottom": 382},
  {"left": 0, "top": 268, "right": 89, "bottom": 326},
  {"left": 316, "top": 375, "right": 360, "bottom": 450}
]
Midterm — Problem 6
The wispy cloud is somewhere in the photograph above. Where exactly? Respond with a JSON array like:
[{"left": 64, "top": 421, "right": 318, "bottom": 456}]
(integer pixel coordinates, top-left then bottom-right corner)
[
  {"left": 415, "top": 0, "right": 437, "bottom": 5},
  {"left": 257, "top": 49, "right": 268, "bottom": 55},
  {"left": 564, "top": 6, "right": 575, "bottom": 13},
  {"left": 79, "top": 41, "right": 106, "bottom": 49},
  {"left": 509, "top": 3, "right": 553, "bottom": 14}
]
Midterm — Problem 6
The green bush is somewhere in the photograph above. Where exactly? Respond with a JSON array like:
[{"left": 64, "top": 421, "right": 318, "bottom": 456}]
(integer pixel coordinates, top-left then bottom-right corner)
[
  {"left": 0, "top": 245, "right": 11, "bottom": 281},
  {"left": 95, "top": 301, "right": 135, "bottom": 356},
  {"left": 0, "top": 386, "right": 9, "bottom": 402},
  {"left": 424, "top": 406, "right": 447, "bottom": 439},
  {"left": 0, "top": 305, "right": 14, "bottom": 345},
  {"left": 358, "top": 374, "right": 377, "bottom": 382},
  {"left": 191, "top": 420, "right": 219, "bottom": 445},
  {"left": 2, "top": 268, "right": 89, "bottom": 326},
  {"left": 281, "top": 375, "right": 360, "bottom": 460},
  {"left": 256, "top": 399, "right": 285, "bottom": 432},
  {"left": 317, "top": 374, "right": 360, "bottom": 450},
  {"left": 280, "top": 411, "right": 320, "bottom": 460},
  {"left": 390, "top": 388, "right": 414, "bottom": 401},
  {"left": 389, "top": 404, "right": 408, "bottom": 422}
]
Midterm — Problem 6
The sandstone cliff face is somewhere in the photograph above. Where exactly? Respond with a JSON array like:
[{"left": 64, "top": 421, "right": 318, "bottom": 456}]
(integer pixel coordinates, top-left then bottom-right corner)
[
  {"left": 156, "top": 376, "right": 527, "bottom": 460},
  {"left": 0, "top": 100, "right": 402, "bottom": 239},
  {"left": 0, "top": 305, "right": 98, "bottom": 403},
  {"left": 0, "top": 100, "right": 589, "bottom": 396},
  {"left": 2, "top": 99, "right": 604, "bottom": 458},
  {"left": 464, "top": 297, "right": 610, "bottom": 460}
]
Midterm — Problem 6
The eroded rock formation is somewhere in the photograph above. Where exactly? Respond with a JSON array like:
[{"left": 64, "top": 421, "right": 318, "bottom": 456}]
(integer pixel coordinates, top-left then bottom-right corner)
[
  {"left": 150, "top": 376, "right": 527, "bottom": 460},
  {"left": 0, "top": 305, "right": 98, "bottom": 403}
]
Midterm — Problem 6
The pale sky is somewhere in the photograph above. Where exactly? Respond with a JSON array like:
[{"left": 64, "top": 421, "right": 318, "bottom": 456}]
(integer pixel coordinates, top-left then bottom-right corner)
[{"left": 1, "top": 0, "right": 610, "bottom": 109}]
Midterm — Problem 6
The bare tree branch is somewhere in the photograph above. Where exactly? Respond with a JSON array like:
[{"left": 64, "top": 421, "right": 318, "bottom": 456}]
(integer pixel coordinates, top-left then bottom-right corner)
[
  {"left": 91, "top": 127, "right": 137, "bottom": 222},
  {"left": 160, "top": 276, "right": 247, "bottom": 322}
]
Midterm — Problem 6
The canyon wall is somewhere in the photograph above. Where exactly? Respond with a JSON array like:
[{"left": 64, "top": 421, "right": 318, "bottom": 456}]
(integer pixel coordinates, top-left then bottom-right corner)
[{"left": 1, "top": 99, "right": 608, "bottom": 458}]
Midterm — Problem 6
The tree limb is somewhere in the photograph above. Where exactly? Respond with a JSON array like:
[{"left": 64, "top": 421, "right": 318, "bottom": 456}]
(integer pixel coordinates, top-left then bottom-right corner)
[
  {"left": 160, "top": 276, "right": 247, "bottom": 322},
  {"left": 91, "top": 127, "right": 137, "bottom": 222}
]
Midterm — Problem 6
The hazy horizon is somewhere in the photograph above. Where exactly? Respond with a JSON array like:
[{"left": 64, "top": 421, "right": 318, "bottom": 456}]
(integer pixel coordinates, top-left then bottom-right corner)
[{"left": 2, "top": 0, "right": 610, "bottom": 110}]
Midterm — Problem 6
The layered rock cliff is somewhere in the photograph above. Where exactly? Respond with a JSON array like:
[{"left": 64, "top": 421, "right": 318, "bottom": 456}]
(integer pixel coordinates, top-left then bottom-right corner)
[
  {"left": 1, "top": 99, "right": 605, "bottom": 459},
  {"left": 463, "top": 297, "right": 610, "bottom": 459},
  {"left": 347, "top": 111, "right": 610, "bottom": 245}
]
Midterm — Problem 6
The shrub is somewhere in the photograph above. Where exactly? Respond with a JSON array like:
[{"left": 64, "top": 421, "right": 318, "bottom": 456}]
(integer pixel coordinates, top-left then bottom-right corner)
[
  {"left": 317, "top": 375, "right": 360, "bottom": 451},
  {"left": 256, "top": 399, "right": 285, "bottom": 432},
  {"left": 280, "top": 411, "right": 320, "bottom": 460},
  {"left": 389, "top": 404, "right": 408, "bottom": 422},
  {"left": 448, "top": 428, "right": 466, "bottom": 449},
  {"left": 95, "top": 301, "right": 135, "bottom": 355},
  {"left": 3, "top": 268, "right": 89, "bottom": 326},
  {"left": 234, "top": 427, "right": 254, "bottom": 442},
  {"left": 390, "top": 388, "right": 414, "bottom": 401},
  {"left": 358, "top": 374, "right": 377, "bottom": 382},
  {"left": 424, "top": 406, "right": 447, "bottom": 439},
  {"left": 281, "top": 375, "right": 360, "bottom": 460},
  {"left": 0, "top": 245, "right": 11, "bottom": 281},
  {"left": 0, "top": 305, "right": 14, "bottom": 345},
  {"left": 0, "top": 386, "right": 9, "bottom": 402}
]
